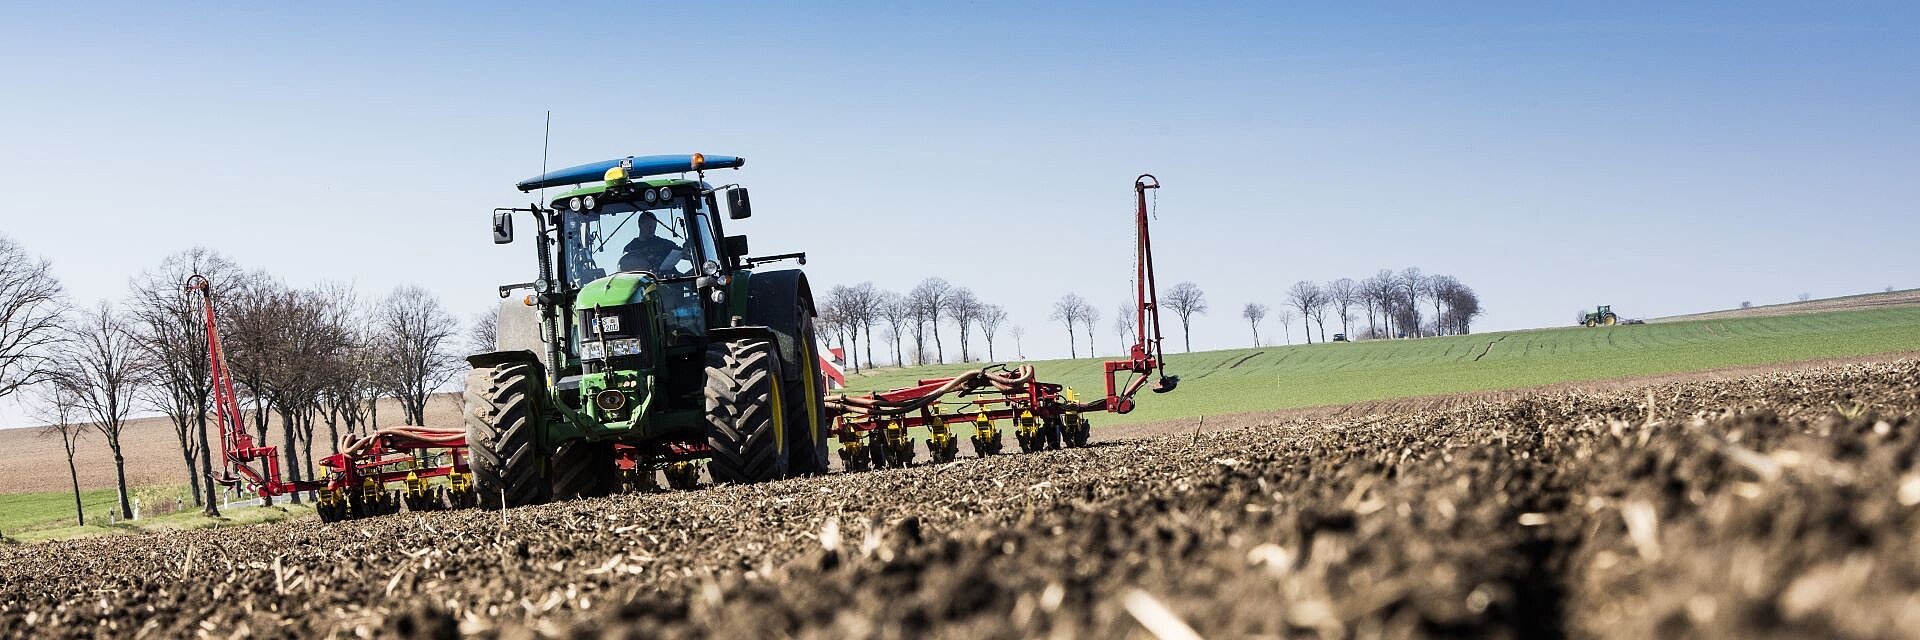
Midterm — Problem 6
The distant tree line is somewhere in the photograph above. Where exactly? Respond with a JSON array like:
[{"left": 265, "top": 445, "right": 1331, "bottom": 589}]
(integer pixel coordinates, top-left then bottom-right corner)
[
  {"left": 0, "top": 235, "right": 473, "bottom": 526},
  {"left": 817, "top": 268, "right": 1484, "bottom": 370},
  {"left": 1266, "top": 268, "right": 1483, "bottom": 344},
  {"left": 816, "top": 278, "right": 1014, "bottom": 371}
]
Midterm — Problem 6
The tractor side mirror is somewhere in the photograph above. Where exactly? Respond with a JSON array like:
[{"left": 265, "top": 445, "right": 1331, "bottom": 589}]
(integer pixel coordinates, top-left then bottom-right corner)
[
  {"left": 727, "top": 188, "right": 752, "bottom": 219},
  {"left": 724, "top": 235, "right": 749, "bottom": 258},
  {"left": 491, "top": 210, "right": 514, "bottom": 244}
]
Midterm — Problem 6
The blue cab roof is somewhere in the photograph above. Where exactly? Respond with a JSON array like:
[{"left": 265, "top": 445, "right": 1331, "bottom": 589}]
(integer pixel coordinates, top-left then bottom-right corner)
[{"left": 516, "top": 154, "right": 745, "bottom": 192}]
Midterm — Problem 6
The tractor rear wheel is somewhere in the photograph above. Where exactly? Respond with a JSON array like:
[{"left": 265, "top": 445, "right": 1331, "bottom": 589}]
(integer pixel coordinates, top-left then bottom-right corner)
[
  {"left": 465, "top": 362, "right": 552, "bottom": 510},
  {"left": 550, "top": 439, "right": 619, "bottom": 500},
  {"left": 705, "top": 338, "right": 789, "bottom": 484},
  {"left": 783, "top": 310, "right": 832, "bottom": 477}
]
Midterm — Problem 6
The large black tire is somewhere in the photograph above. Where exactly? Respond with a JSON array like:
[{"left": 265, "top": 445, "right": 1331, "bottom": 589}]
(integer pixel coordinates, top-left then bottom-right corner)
[
  {"left": 465, "top": 363, "right": 551, "bottom": 509},
  {"left": 783, "top": 311, "right": 832, "bottom": 476},
  {"left": 550, "top": 439, "right": 619, "bottom": 500},
  {"left": 705, "top": 339, "right": 789, "bottom": 484}
]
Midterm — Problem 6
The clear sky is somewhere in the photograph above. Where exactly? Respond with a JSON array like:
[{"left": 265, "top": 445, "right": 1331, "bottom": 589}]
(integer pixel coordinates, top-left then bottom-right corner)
[{"left": 2, "top": 2, "right": 1916, "bottom": 425}]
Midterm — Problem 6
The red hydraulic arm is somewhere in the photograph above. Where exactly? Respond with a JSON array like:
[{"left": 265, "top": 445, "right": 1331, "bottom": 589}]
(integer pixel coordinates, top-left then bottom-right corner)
[
  {"left": 1097, "top": 174, "right": 1179, "bottom": 413},
  {"left": 187, "top": 274, "right": 305, "bottom": 497}
]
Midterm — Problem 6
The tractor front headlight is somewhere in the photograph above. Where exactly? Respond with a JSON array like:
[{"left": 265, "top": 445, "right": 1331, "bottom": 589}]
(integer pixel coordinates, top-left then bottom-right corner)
[{"left": 580, "top": 338, "right": 644, "bottom": 361}]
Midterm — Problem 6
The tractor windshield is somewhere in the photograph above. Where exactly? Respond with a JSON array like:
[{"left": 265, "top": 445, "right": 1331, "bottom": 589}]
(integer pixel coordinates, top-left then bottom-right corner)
[{"left": 561, "top": 200, "right": 695, "bottom": 286}]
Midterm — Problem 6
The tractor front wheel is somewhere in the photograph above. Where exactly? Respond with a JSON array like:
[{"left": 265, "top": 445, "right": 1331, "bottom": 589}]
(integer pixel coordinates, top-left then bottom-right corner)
[
  {"left": 705, "top": 338, "right": 789, "bottom": 484},
  {"left": 465, "top": 362, "right": 552, "bottom": 510}
]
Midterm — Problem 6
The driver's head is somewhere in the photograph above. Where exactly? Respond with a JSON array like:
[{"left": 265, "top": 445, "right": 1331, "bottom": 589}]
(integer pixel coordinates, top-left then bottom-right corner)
[{"left": 636, "top": 211, "right": 659, "bottom": 236}]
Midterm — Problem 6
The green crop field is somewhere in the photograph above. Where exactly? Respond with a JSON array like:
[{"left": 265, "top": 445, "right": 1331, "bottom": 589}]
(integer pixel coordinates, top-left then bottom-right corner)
[
  {"left": 841, "top": 305, "right": 1920, "bottom": 426},
  {"left": 0, "top": 485, "right": 312, "bottom": 543}
]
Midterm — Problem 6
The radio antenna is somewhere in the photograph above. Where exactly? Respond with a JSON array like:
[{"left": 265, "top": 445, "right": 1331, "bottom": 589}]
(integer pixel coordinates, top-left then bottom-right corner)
[{"left": 537, "top": 111, "right": 552, "bottom": 205}]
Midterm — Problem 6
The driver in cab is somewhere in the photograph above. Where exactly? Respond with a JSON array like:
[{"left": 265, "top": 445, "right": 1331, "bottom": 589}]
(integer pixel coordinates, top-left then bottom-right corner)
[{"left": 618, "top": 211, "right": 685, "bottom": 274}]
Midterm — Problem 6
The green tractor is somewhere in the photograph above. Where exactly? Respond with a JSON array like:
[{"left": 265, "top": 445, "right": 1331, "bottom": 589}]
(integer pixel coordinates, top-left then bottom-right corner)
[
  {"left": 469, "top": 154, "right": 830, "bottom": 508},
  {"left": 1580, "top": 305, "right": 1619, "bottom": 327}
]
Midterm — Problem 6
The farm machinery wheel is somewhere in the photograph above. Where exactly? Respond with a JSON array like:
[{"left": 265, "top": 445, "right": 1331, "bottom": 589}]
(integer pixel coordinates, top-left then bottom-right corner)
[
  {"left": 1043, "top": 416, "right": 1064, "bottom": 451},
  {"left": 551, "top": 439, "right": 619, "bottom": 500},
  {"left": 1062, "top": 413, "right": 1091, "bottom": 448},
  {"left": 783, "top": 309, "right": 832, "bottom": 477},
  {"left": 705, "top": 338, "right": 789, "bottom": 484},
  {"left": 664, "top": 462, "right": 701, "bottom": 490},
  {"left": 866, "top": 430, "right": 891, "bottom": 469},
  {"left": 839, "top": 435, "right": 871, "bottom": 472},
  {"left": 465, "top": 362, "right": 552, "bottom": 510}
]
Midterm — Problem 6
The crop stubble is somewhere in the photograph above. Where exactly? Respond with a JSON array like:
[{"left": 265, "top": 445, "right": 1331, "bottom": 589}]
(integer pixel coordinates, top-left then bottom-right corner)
[{"left": 3, "top": 361, "right": 1918, "bottom": 638}]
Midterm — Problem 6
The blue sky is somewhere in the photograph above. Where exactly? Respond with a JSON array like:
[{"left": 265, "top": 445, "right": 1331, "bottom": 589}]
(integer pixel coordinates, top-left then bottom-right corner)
[{"left": 1, "top": 2, "right": 1916, "bottom": 423}]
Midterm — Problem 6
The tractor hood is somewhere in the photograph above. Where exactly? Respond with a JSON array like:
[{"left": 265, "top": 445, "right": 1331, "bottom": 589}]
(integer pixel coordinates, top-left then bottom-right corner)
[{"left": 574, "top": 272, "right": 657, "bottom": 309}]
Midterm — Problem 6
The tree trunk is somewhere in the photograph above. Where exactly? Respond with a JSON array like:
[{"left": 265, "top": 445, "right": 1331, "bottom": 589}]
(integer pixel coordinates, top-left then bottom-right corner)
[
  {"left": 174, "top": 416, "right": 201, "bottom": 506},
  {"left": 67, "top": 451, "right": 84, "bottom": 526},
  {"left": 1182, "top": 319, "right": 1192, "bottom": 352},
  {"left": 1303, "top": 317, "right": 1313, "bottom": 344},
  {"left": 280, "top": 411, "right": 304, "bottom": 505},
  {"left": 111, "top": 444, "right": 133, "bottom": 520},
  {"left": 1066, "top": 326, "right": 1077, "bottom": 358},
  {"left": 863, "top": 323, "right": 874, "bottom": 370},
  {"left": 1087, "top": 325, "right": 1095, "bottom": 358},
  {"left": 195, "top": 404, "right": 220, "bottom": 517},
  {"left": 1251, "top": 323, "right": 1260, "bottom": 346},
  {"left": 931, "top": 313, "right": 944, "bottom": 364}
]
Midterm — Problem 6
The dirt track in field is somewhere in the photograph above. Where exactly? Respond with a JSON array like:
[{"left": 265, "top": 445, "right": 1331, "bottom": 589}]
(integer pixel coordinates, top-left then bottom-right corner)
[{"left": 5, "top": 360, "right": 1920, "bottom": 639}]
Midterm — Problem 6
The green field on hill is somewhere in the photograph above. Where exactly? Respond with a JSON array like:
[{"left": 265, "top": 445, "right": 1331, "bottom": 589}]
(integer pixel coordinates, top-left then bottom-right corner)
[
  {"left": 0, "top": 485, "right": 312, "bottom": 542},
  {"left": 841, "top": 305, "right": 1920, "bottom": 426}
]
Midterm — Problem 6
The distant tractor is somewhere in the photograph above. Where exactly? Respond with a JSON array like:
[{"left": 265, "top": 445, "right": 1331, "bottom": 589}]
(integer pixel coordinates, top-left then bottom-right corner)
[{"left": 1580, "top": 305, "right": 1619, "bottom": 327}]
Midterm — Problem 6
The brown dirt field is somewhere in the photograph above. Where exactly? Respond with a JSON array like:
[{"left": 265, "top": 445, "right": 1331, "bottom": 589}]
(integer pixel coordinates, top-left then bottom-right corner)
[
  {"left": 4, "top": 359, "right": 1920, "bottom": 638},
  {"left": 1651, "top": 288, "right": 1920, "bottom": 323},
  {"left": 0, "top": 395, "right": 466, "bottom": 494}
]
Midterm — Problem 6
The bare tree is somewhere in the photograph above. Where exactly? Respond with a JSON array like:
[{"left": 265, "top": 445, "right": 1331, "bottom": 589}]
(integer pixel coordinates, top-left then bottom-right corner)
[
  {"left": 978, "top": 305, "right": 1008, "bottom": 362},
  {"left": 1241, "top": 303, "right": 1268, "bottom": 346},
  {"left": 469, "top": 310, "right": 498, "bottom": 354},
  {"left": 55, "top": 301, "right": 142, "bottom": 521},
  {"left": 879, "top": 292, "right": 910, "bottom": 366},
  {"left": 1398, "top": 267, "right": 1426, "bottom": 338},
  {"left": 1083, "top": 305, "right": 1102, "bottom": 357},
  {"left": 822, "top": 285, "right": 858, "bottom": 372},
  {"left": 847, "top": 282, "right": 884, "bottom": 369},
  {"left": 34, "top": 386, "right": 88, "bottom": 526},
  {"left": 1274, "top": 308, "right": 1296, "bottom": 345},
  {"left": 373, "top": 285, "right": 462, "bottom": 427},
  {"left": 1009, "top": 325, "right": 1026, "bottom": 359},
  {"left": 0, "top": 234, "right": 66, "bottom": 404},
  {"left": 908, "top": 278, "right": 954, "bottom": 364},
  {"left": 1049, "top": 293, "right": 1090, "bottom": 358},
  {"left": 1163, "top": 281, "right": 1208, "bottom": 352},
  {"left": 1327, "top": 278, "right": 1358, "bottom": 339},
  {"left": 946, "top": 287, "right": 982, "bottom": 362},
  {"left": 126, "top": 248, "right": 236, "bottom": 513},
  {"left": 1113, "top": 304, "right": 1136, "bottom": 352},
  {"left": 1286, "top": 281, "right": 1325, "bottom": 344},
  {"left": 1365, "top": 270, "right": 1397, "bottom": 338}
]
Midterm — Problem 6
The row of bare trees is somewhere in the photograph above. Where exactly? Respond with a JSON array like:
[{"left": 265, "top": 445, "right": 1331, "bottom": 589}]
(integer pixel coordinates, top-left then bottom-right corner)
[
  {"left": 817, "top": 279, "right": 1016, "bottom": 370},
  {"left": 1051, "top": 281, "right": 1209, "bottom": 358},
  {"left": 1257, "top": 268, "right": 1484, "bottom": 345},
  {"left": 0, "top": 235, "right": 467, "bottom": 526}
]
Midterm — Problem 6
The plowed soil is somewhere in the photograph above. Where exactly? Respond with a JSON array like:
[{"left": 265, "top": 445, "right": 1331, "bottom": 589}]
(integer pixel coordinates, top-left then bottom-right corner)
[{"left": 4, "top": 361, "right": 1919, "bottom": 639}]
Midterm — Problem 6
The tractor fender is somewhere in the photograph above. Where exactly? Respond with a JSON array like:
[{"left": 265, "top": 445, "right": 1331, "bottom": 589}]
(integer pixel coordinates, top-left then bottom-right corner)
[
  {"left": 468, "top": 349, "right": 546, "bottom": 372},
  {"left": 742, "top": 269, "right": 816, "bottom": 380}
]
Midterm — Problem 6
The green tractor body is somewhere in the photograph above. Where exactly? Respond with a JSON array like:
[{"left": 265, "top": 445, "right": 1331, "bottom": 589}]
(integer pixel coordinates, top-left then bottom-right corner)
[
  {"left": 1580, "top": 305, "right": 1619, "bottom": 327},
  {"left": 467, "top": 155, "right": 829, "bottom": 507}
]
